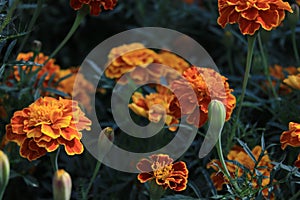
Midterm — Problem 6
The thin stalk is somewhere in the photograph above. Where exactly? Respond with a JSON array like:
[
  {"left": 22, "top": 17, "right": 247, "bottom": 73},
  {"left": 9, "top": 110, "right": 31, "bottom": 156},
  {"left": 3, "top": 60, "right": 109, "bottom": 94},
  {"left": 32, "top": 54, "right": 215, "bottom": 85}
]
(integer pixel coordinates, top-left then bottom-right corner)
[
  {"left": 18, "top": 0, "right": 44, "bottom": 52},
  {"left": 0, "top": 0, "right": 19, "bottom": 33},
  {"left": 216, "top": 138, "right": 242, "bottom": 194},
  {"left": 230, "top": 35, "right": 257, "bottom": 142},
  {"left": 257, "top": 33, "right": 278, "bottom": 99},
  {"left": 291, "top": 27, "right": 300, "bottom": 65},
  {"left": 82, "top": 161, "right": 102, "bottom": 200},
  {"left": 50, "top": 148, "right": 60, "bottom": 172},
  {"left": 44, "top": 8, "right": 87, "bottom": 64}
]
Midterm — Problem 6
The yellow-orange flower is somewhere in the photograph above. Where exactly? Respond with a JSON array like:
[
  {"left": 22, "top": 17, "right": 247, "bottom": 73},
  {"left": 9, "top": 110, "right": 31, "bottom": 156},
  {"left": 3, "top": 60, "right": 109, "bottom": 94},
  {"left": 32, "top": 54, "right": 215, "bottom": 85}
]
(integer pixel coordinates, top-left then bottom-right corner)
[
  {"left": 297, "top": 0, "right": 300, "bottom": 6},
  {"left": 70, "top": 0, "right": 117, "bottom": 16},
  {"left": 128, "top": 86, "right": 179, "bottom": 132},
  {"left": 5, "top": 97, "right": 91, "bottom": 161},
  {"left": 280, "top": 122, "right": 300, "bottom": 149},
  {"left": 217, "top": 0, "right": 293, "bottom": 35},
  {"left": 283, "top": 68, "right": 300, "bottom": 90},
  {"left": 137, "top": 154, "right": 188, "bottom": 191},
  {"left": 295, "top": 154, "right": 300, "bottom": 168},
  {"left": 170, "top": 66, "right": 236, "bottom": 128},
  {"left": 105, "top": 43, "right": 163, "bottom": 84},
  {"left": 207, "top": 145, "right": 274, "bottom": 199},
  {"left": 55, "top": 68, "right": 94, "bottom": 113},
  {"left": 14, "top": 52, "right": 60, "bottom": 83}
]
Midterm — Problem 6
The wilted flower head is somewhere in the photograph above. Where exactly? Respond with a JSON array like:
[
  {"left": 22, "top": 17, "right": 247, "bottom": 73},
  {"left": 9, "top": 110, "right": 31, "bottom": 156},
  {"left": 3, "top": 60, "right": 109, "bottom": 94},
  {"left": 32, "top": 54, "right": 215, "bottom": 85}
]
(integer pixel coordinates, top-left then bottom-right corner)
[
  {"left": 170, "top": 66, "right": 236, "bottom": 128},
  {"left": 217, "top": 0, "right": 293, "bottom": 35},
  {"left": 137, "top": 154, "right": 188, "bottom": 191},
  {"left": 53, "top": 169, "right": 72, "bottom": 200},
  {"left": 207, "top": 145, "right": 275, "bottom": 199},
  {"left": 280, "top": 122, "right": 300, "bottom": 149},
  {"left": 70, "top": 0, "right": 118, "bottom": 16},
  {"left": 5, "top": 97, "right": 91, "bottom": 161}
]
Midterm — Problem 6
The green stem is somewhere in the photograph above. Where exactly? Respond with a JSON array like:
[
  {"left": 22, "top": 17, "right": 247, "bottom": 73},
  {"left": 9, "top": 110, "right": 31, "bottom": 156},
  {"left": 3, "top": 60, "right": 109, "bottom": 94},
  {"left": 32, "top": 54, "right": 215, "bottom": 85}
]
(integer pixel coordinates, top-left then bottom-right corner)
[
  {"left": 0, "top": 187, "right": 5, "bottom": 200},
  {"left": 50, "top": 148, "right": 60, "bottom": 172},
  {"left": 44, "top": 8, "right": 87, "bottom": 64},
  {"left": 291, "top": 27, "right": 300, "bottom": 66},
  {"left": 216, "top": 138, "right": 242, "bottom": 194},
  {"left": 82, "top": 161, "right": 102, "bottom": 200},
  {"left": 148, "top": 180, "right": 165, "bottom": 200},
  {"left": 18, "top": 0, "right": 43, "bottom": 52},
  {"left": 230, "top": 35, "right": 257, "bottom": 144},
  {"left": 257, "top": 33, "right": 278, "bottom": 99},
  {"left": 0, "top": 0, "right": 19, "bottom": 33}
]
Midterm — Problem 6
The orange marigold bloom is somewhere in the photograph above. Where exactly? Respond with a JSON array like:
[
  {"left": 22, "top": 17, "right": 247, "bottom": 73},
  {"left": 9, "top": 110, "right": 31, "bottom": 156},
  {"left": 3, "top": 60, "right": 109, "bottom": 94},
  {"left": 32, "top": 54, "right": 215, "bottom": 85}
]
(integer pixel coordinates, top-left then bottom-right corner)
[
  {"left": 128, "top": 86, "right": 179, "bottom": 132},
  {"left": 295, "top": 154, "right": 300, "bottom": 168},
  {"left": 170, "top": 66, "right": 236, "bottom": 128},
  {"left": 217, "top": 0, "right": 293, "bottom": 35},
  {"left": 70, "top": 0, "right": 117, "bottom": 16},
  {"left": 137, "top": 154, "right": 188, "bottom": 191},
  {"left": 55, "top": 68, "right": 94, "bottom": 113},
  {"left": 283, "top": 69, "right": 300, "bottom": 90},
  {"left": 5, "top": 97, "right": 91, "bottom": 161},
  {"left": 207, "top": 145, "right": 275, "bottom": 199},
  {"left": 14, "top": 52, "right": 60, "bottom": 83},
  {"left": 105, "top": 43, "right": 163, "bottom": 84},
  {"left": 280, "top": 122, "right": 300, "bottom": 149},
  {"left": 267, "top": 65, "right": 298, "bottom": 94}
]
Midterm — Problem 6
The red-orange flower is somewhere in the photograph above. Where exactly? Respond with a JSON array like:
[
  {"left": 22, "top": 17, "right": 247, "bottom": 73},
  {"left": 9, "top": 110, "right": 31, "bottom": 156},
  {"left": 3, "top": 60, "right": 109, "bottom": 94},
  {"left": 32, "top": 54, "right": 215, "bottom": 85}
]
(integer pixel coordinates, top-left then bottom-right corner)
[
  {"left": 170, "top": 66, "right": 236, "bottom": 128},
  {"left": 14, "top": 52, "right": 60, "bottom": 83},
  {"left": 5, "top": 97, "right": 91, "bottom": 161},
  {"left": 70, "top": 0, "right": 117, "bottom": 16},
  {"left": 207, "top": 145, "right": 275, "bottom": 199},
  {"left": 137, "top": 154, "right": 188, "bottom": 191},
  {"left": 280, "top": 122, "right": 300, "bottom": 149},
  {"left": 128, "top": 86, "right": 179, "bottom": 132},
  {"left": 217, "top": 0, "right": 293, "bottom": 35}
]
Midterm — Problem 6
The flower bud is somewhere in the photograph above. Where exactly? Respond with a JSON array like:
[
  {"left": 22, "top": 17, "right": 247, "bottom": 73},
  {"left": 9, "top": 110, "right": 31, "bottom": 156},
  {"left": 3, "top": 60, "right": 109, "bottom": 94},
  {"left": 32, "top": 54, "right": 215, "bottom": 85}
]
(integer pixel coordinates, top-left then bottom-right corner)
[
  {"left": 288, "top": 4, "right": 299, "bottom": 29},
  {"left": 0, "top": 150, "right": 10, "bottom": 199},
  {"left": 97, "top": 127, "right": 114, "bottom": 160},
  {"left": 53, "top": 169, "right": 72, "bottom": 200},
  {"left": 198, "top": 100, "right": 226, "bottom": 158}
]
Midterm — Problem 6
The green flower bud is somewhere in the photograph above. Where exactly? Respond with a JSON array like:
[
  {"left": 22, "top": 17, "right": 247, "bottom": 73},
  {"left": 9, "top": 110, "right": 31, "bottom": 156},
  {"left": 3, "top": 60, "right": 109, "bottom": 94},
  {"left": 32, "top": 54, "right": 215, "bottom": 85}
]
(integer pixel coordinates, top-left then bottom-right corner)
[
  {"left": 97, "top": 127, "right": 114, "bottom": 160},
  {"left": 53, "top": 169, "right": 72, "bottom": 200},
  {"left": 198, "top": 100, "right": 226, "bottom": 158},
  {"left": 0, "top": 150, "right": 10, "bottom": 199}
]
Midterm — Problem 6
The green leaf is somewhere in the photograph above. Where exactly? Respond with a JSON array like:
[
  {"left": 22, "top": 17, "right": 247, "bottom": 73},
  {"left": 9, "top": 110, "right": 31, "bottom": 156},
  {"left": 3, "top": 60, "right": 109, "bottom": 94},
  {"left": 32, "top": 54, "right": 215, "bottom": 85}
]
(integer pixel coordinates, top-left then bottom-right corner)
[
  {"left": 43, "top": 87, "right": 69, "bottom": 97},
  {"left": 23, "top": 175, "right": 39, "bottom": 188},
  {"left": 3, "top": 39, "right": 16, "bottom": 63}
]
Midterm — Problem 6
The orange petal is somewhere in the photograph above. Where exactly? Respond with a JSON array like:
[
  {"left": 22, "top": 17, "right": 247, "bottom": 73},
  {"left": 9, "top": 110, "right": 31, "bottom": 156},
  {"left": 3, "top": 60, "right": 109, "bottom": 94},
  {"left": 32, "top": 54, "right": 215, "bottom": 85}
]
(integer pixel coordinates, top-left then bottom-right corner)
[{"left": 58, "top": 137, "right": 84, "bottom": 155}]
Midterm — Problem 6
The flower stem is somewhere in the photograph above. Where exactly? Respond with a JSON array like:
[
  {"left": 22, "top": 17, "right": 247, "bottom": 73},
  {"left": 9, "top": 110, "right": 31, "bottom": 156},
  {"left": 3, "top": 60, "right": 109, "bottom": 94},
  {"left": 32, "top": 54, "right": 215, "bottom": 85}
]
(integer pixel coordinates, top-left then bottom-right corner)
[
  {"left": 257, "top": 33, "right": 278, "bottom": 99},
  {"left": 230, "top": 35, "right": 256, "bottom": 144},
  {"left": 44, "top": 8, "right": 87, "bottom": 64},
  {"left": 50, "top": 148, "right": 60, "bottom": 172},
  {"left": 82, "top": 161, "right": 102, "bottom": 200},
  {"left": 149, "top": 180, "right": 165, "bottom": 200},
  {"left": 291, "top": 27, "right": 300, "bottom": 66},
  {"left": 216, "top": 137, "right": 242, "bottom": 194}
]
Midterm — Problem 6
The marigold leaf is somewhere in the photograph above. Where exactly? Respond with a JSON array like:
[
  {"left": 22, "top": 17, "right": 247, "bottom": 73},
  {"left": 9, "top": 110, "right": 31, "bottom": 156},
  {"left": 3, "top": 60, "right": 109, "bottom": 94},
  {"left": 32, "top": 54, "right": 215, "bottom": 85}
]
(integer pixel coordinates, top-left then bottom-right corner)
[{"left": 3, "top": 39, "right": 16, "bottom": 63}]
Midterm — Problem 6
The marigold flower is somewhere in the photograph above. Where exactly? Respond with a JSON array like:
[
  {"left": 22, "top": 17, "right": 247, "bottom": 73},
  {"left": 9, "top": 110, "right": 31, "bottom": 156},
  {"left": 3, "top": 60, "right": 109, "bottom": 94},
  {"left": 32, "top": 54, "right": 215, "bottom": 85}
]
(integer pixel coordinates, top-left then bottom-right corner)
[
  {"left": 217, "top": 0, "right": 293, "bottom": 35},
  {"left": 295, "top": 154, "right": 300, "bottom": 168},
  {"left": 55, "top": 68, "right": 94, "bottom": 113},
  {"left": 207, "top": 145, "right": 274, "bottom": 199},
  {"left": 280, "top": 122, "right": 300, "bottom": 149},
  {"left": 105, "top": 43, "right": 163, "bottom": 84},
  {"left": 5, "top": 97, "right": 91, "bottom": 161},
  {"left": 283, "top": 73, "right": 300, "bottom": 90},
  {"left": 137, "top": 154, "right": 188, "bottom": 191},
  {"left": 170, "top": 66, "right": 236, "bottom": 128},
  {"left": 129, "top": 86, "right": 179, "bottom": 132},
  {"left": 70, "top": 0, "right": 117, "bottom": 16},
  {"left": 14, "top": 52, "right": 60, "bottom": 83}
]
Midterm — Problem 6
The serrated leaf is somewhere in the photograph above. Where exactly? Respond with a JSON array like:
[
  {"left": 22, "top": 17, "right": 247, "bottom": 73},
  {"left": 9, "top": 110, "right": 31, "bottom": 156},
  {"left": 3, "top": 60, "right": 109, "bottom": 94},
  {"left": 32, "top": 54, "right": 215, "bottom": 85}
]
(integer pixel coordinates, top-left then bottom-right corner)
[
  {"left": 43, "top": 87, "right": 69, "bottom": 97},
  {"left": 237, "top": 139, "right": 257, "bottom": 163}
]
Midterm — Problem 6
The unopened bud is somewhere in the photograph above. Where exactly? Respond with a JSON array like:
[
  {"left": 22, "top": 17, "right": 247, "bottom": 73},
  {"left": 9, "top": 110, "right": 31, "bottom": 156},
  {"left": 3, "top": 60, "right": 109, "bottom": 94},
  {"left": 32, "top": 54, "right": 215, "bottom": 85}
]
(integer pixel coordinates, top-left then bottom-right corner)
[
  {"left": 198, "top": 100, "right": 226, "bottom": 158},
  {"left": 53, "top": 169, "right": 72, "bottom": 200},
  {"left": 32, "top": 40, "right": 42, "bottom": 52},
  {"left": 0, "top": 150, "right": 10, "bottom": 199},
  {"left": 97, "top": 127, "right": 114, "bottom": 160}
]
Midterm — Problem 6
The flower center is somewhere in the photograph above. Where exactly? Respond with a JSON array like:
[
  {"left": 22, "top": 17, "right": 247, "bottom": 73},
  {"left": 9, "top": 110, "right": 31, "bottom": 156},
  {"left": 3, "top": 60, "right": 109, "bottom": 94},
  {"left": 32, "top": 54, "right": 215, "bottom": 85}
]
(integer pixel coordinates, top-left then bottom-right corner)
[{"left": 152, "top": 161, "right": 173, "bottom": 180}]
